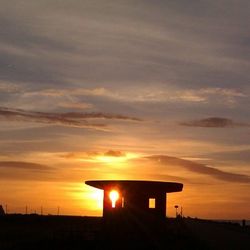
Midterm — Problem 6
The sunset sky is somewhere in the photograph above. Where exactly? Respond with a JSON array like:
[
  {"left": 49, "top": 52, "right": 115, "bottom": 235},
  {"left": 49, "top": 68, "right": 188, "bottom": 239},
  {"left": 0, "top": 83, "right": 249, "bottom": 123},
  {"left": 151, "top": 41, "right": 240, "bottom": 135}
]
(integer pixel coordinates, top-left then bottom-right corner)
[{"left": 0, "top": 0, "right": 250, "bottom": 219}]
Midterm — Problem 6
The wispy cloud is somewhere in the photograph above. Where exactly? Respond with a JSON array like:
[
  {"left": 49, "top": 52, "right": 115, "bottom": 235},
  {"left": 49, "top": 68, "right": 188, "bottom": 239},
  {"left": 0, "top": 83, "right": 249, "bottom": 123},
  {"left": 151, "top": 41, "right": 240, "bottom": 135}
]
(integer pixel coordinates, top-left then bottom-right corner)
[
  {"left": 179, "top": 117, "right": 250, "bottom": 128},
  {"left": 146, "top": 155, "right": 250, "bottom": 183},
  {"left": 60, "top": 150, "right": 127, "bottom": 160},
  {"left": 28, "top": 88, "right": 109, "bottom": 98},
  {"left": 57, "top": 101, "right": 93, "bottom": 110},
  {"left": 201, "top": 149, "right": 250, "bottom": 164},
  {"left": 1, "top": 0, "right": 249, "bottom": 94},
  {"left": 61, "top": 87, "right": 246, "bottom": 105},
  {"left": 0, "top": 81, "right": 20, "bottom": 93},
  {"left": 0, "top": 161, "right": 52, "bottom": 171},
  {"left": 0, "top": 161, "right": 57, "bottom": 182},
  {"left": 175, "top": 88, "right": 247, "bottom": 104},
  {"left": 0, "top": 107, "right": 142, "bottom": 130}
]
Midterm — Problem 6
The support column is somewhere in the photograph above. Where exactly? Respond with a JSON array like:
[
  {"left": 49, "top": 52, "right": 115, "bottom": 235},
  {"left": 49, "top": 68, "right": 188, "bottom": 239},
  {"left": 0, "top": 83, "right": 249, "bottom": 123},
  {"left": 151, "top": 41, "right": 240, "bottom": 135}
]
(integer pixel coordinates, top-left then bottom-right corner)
[{"left": 155, "top": 193, "right": 166, "bottom": 218}]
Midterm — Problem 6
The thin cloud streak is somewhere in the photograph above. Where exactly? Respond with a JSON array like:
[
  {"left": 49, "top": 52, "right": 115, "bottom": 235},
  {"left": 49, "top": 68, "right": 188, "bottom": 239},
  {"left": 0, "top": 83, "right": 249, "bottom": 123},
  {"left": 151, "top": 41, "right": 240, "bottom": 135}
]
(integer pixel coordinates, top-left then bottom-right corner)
[
  {"left": 146, "top": 155, "right": 250, "bottom": 183},
  {"left": 179, "top": 117, "right": 250, "bottom": 128},
  {"left": 0, "top": 107, "right": 142, "bottom": 130},
  {"left": 37, "top": 87, "right": 246, "bottom": 104},
  {"left": 0, "top": 161, "right": 52, "bottom": 171},
  {"left": 59, "top": 150, "right": 127, "bottom": 160}
]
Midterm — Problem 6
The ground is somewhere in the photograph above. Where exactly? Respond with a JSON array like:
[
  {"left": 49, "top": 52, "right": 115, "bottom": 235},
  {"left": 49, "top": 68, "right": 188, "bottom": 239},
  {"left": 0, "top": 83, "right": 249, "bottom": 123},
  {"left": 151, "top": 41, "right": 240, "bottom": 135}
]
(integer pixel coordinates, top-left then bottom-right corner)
[{"left": 0, "top": 215, "right": 249, "bottom": 249}]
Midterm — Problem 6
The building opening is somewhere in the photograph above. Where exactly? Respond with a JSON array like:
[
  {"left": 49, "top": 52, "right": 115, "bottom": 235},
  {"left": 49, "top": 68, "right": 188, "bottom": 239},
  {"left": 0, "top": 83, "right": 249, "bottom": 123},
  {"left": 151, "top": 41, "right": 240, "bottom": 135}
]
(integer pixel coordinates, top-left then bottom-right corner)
[{"left": 149, "top": 198, "right": 155, "bottom": 208}]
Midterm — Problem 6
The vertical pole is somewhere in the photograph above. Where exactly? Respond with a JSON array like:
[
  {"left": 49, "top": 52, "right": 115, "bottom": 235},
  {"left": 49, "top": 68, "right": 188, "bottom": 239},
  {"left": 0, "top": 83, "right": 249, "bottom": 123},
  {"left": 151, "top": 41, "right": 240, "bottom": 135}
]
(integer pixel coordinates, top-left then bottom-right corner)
[
  {"left": 103, "top": 190, "right": 108, "bottom": 217},
  {"left": 165, "top": 194, "right": 167, "bottom": 217},
  {"left": 174, "top": 205, "right": 179, "bottom": 218}
]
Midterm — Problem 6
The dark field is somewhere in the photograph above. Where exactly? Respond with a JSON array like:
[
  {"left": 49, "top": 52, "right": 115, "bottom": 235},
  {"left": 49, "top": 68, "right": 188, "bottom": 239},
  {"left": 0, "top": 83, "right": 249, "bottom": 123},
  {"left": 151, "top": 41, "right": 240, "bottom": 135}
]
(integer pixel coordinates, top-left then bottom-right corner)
[{"left": 0, "top": 215, "right": 249, "bottom": 249}]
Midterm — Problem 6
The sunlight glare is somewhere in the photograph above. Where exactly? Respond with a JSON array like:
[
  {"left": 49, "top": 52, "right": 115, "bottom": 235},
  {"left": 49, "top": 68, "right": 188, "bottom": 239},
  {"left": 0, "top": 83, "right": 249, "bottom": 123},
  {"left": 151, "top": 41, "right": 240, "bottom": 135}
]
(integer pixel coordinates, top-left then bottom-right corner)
[
  {"left": 90, "top": 189, "right": 103, "bottom": 210},
  {"left": 95, "top": 153, "right": 139, "bottom": 164},
  {"left": 109, "top": 190, "right": 119, "bottom": 208}
]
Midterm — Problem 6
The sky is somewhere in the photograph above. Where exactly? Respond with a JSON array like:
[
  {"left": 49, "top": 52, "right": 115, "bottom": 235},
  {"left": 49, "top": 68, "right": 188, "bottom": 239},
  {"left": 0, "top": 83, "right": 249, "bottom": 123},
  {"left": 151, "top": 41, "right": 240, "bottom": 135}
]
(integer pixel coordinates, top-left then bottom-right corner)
[{"left": 0, "top": 0, "right": 250, "bottom": 219}]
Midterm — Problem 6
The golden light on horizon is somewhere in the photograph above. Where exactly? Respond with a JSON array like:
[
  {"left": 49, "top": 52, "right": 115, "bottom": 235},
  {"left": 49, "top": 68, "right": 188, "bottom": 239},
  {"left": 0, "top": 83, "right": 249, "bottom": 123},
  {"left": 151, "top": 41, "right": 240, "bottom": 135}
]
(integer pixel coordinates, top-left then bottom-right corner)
[
  {"left": 70, "top": 185, "right": 104, "bottom": 214},
  {"left": 80, "top": 188, "right": 103, "bottom": 213},
  {"left": 109, "top": 190, "right": 119, "bottom": 208},
  {"left": 94, "top": 152, "right": 139, "bottom": 164},
  {"left": 74, "top": 152, "right": 142, "bottom": 165}
]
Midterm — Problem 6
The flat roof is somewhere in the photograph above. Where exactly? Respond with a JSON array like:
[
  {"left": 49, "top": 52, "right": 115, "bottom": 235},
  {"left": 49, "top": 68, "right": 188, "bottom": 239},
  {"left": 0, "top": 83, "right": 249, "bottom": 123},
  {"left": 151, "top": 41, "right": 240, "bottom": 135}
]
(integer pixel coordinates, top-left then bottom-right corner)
[{"left": 85, "top": 180, "right": 183, "bottom": 194}]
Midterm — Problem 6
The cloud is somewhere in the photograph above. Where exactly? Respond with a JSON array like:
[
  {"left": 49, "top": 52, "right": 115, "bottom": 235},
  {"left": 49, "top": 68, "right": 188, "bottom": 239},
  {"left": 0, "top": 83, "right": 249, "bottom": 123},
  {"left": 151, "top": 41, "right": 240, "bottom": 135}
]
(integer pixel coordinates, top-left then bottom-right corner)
[
  {"left": 174, "top": 88, "right": 247, "bottom": 104},
  {"left": 146, "top": 155, "right": 250, "bottom": 183},
  {"left": 0, "top": 81, "right": 20, "bottom": 93},
  {"left": 60, "top": 150, "right": 126, "bottom": 159},
  {"left": 104, "top": 150, "right": 126, "bottom": 157},
  {"left": 58, "top": 111, "right": 142, "bottom": 121},
  {"left": 0, "top": 107, "right": 142, "bottom": 130},
  {"left": 35, "top": 86, "right": 246, "bottom": 105},
  {"left": 57, "top": 101, "right": 93, "bottom": 110},
  {"left": 203, "top": 149, "right": 250, "bottom": 163},
  {"left": 0, "top": 161, "right": 58, "bottom": 182},
  {"left": 0, "top": 161, "right": 52, "bottom": 171},
  {"left": 179, "top": 117, "right": 250, "bottom": 128},
  {"left": 1, "top": 0, "right": 249, "bottom": 91}
]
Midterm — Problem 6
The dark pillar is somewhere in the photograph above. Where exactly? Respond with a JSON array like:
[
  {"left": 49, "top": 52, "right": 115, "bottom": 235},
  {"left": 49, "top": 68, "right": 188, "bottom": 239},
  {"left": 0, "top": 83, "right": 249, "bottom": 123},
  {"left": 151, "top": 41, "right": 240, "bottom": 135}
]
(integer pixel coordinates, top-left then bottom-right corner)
[{"left": 155, "top": 193, "right": 166, "bottom": 218}]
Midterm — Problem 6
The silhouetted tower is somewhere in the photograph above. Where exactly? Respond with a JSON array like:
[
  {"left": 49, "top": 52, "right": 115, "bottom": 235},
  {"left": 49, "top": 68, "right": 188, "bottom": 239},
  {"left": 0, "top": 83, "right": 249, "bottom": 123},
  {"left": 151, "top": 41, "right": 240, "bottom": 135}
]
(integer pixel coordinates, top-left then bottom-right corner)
[
  {"left": 85, "top": 180, "right": 183, "bottom": 220},
  {"left": 0, "top": 205, "right": 5, "bottom": 216},
  {"left": 174, "top": 205, "right": 179, "bottom": 217}
]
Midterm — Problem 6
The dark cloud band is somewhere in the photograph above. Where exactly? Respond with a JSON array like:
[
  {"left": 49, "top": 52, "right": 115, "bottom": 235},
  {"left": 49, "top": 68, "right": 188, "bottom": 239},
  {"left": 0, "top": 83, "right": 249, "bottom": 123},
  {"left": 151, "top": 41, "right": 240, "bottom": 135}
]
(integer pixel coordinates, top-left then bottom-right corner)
[
  {"left": 0, "top": 161, "right": 52, "bottom": 171},
  {"left": 0, "top": 107, "right": 142, "bottom": 130},
  {"left": 179, "top": 117, "right": 250, "bottom": 128},
  {"left": 146, "top": 155, "right": 250, "bottom": 183}
]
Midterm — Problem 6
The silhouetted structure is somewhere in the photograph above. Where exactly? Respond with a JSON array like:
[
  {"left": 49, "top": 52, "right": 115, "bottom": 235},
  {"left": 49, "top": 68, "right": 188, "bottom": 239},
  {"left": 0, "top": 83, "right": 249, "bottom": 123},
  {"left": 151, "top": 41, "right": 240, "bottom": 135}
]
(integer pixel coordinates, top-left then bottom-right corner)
[
  {"left": 85, "top": 180, "right": 183, "bottom": 220},
  {"left": 0, "top": 205, "right": 5, "bottom": 216}
]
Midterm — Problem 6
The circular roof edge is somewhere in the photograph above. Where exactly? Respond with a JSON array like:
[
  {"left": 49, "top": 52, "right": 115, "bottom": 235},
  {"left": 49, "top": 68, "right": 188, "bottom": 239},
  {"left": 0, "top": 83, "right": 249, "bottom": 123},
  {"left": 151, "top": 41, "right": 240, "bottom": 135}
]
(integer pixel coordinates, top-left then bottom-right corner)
[{"left": 85, "top": 180, "right": 183, "bottom": 193}]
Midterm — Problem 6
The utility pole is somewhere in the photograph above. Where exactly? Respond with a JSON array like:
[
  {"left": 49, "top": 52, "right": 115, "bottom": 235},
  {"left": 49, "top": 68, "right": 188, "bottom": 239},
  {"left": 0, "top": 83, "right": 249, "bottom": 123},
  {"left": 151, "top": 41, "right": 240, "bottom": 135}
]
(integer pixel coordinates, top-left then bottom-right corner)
[
  {"left": 174, "top": 205, "right": 179, "bottom": 218},
  {"left": 5, "top": 204, "right": 8, "bottom": 214}
]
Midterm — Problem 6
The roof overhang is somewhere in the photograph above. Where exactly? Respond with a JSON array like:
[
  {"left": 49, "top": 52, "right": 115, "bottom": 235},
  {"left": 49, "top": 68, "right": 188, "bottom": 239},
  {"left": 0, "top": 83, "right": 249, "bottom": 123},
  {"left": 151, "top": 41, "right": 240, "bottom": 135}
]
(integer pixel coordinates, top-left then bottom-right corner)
[{"left": 85, "top": 180, "right": 183, "bottom": 194}]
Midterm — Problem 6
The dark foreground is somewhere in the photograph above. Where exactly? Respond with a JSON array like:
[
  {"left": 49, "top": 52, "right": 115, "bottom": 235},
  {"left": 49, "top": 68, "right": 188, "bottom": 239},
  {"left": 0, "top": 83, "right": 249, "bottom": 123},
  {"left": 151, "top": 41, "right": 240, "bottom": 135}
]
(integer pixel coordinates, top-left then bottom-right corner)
[{"left": 0, "top": 215, "right": 249, "bottom": 250}]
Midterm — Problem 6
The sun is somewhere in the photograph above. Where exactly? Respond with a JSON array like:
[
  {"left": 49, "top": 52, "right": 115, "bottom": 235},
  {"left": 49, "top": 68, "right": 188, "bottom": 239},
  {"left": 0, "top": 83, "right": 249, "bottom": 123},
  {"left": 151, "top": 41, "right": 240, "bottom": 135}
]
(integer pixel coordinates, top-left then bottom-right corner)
[{"left": 109, "top": 190, "right": 119, "bottom": 208}]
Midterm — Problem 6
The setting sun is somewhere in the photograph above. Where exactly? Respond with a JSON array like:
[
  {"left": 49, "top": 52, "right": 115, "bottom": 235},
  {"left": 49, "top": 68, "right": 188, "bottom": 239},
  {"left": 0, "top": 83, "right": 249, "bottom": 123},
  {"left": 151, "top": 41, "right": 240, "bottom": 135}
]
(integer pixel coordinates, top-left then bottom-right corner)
[{"left": 109, "top": 190, "right": 119, "bottom": 208}]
